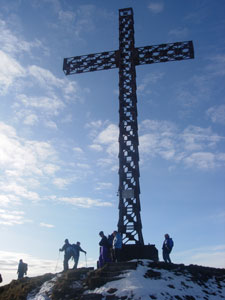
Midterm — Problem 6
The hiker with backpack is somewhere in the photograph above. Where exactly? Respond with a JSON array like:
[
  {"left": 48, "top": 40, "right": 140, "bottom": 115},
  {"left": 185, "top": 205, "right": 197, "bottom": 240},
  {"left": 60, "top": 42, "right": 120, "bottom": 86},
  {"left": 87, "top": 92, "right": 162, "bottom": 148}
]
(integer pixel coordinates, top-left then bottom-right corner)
[
  {"left": 59, "top": 238, "right": 73, "bottom": 271},
  {"left": 17, "top": 259, "right": 28, "bottom": 279},
  {"left": 71, "top": 241, "right": 87, "bottom": 269},
  {"left": 162, "top": 233, "right": 174, "bottom": 263}
]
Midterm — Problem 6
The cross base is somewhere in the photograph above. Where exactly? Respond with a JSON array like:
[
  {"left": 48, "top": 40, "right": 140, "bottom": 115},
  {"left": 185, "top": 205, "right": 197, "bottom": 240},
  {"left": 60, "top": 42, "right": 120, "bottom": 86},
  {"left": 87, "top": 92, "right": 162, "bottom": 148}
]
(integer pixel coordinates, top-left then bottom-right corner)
[{"left": 120, "top": 244, "right": 159, "bottom": 262}]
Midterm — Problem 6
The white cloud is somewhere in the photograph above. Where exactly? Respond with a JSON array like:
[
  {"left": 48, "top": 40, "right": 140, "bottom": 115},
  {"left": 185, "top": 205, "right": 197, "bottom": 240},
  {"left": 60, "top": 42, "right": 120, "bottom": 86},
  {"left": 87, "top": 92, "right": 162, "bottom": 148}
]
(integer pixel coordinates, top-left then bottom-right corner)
[
  {"left": 174, "top": 245, "right": 225, "bottom": 268},
  {"left": 0, "top": 50, "right": 25, "bottom": 94},
  {"left": 0, "top": 250, "right": 57, "bottom": 284},
  {"left": 58, "top": 196, "right": 113, "bottom": 208},
  {"left": 94, "top": 124, "right": 119, "bottom": 156},
  {"left": 0, "top": 19, "right": 46, "bottom": 56},
  {"left": 182, "top": 126, "right": 221, "bottom": 151},
  {"left": 87, "top": 119, "right": 224, "bottom": 171},
  {"left": 23, "top": 113, "right": 39, "bottom": 126},
  {"left": 0, "top": 183, "right": 40, "bottom": 202},
  {"left": 206, "top": 104, "right": 225, "bottom": 125},
  {"left": 45, "top": 120, "right": 58, "bottom": 129},
  {"left": 169, "top": 27, "right": 189, "bottom": 38},
  {"left": 89, "top": 144, "right": 103, "bottom": 151},
  {"left": 53, "top": 177, "right": 72, "bottom": 189},
  {"left": 0, "top": 122, "right": 61, "bottom": 208},
  {"left": 0, "top": 209, "right": 30, "bottom": 226},
  {"left": 184, "top": 152, "right": 216, "bottom": 169},
  {"left": 40, "top": 222, "right": 55, "bottom": 228},
  {"left": 139, "top": 120, "right": 225, "bottom": 170},
  {"left": 16, "top": 94, "right": 65, "bottom": 116},
  {"left": 28, "top": 65, "right": 79, "bottom": 100},
  {"left": 77, "top": 163, "right": 90, "bottom": 169},
  {"left": 137, "top": 72, "right": 164, "bottom": 93},
  {"left": 0, "top": 194, "right": 21, "bottom": 207},
  {"left": 148, "top": 2, "right": 164, "bottom": 14},
  {"left": 95, "top": 182, "right": 113, "bottom": 191}
]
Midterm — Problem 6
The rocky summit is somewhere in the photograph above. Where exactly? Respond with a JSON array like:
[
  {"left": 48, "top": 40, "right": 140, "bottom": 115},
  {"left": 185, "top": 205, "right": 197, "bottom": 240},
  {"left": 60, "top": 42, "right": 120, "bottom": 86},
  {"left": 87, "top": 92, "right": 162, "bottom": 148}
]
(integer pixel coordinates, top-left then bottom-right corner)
[{"left": 0, "top": 260, "right": 224, "bottom": 300}]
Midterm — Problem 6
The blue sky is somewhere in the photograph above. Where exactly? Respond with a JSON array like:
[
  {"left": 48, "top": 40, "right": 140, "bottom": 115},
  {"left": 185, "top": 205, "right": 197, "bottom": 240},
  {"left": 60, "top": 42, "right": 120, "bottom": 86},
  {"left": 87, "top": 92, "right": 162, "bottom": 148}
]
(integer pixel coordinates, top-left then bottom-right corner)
[{"left": 0, "top": 0, "right": 225, "bottom": 285}]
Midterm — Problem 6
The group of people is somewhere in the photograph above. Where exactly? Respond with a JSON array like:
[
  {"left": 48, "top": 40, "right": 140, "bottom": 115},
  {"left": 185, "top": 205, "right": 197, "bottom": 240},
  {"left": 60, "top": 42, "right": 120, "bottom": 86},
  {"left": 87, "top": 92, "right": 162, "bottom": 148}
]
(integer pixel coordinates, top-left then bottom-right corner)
[
  {"left": 12, "top": 232, "right": 173, "bottom": 282},
  {"left": 98, "top": 230, "right": 122, "bottom": 268},
  {"left": 59, "top": 239, "right": 87, "bottom": 271}
]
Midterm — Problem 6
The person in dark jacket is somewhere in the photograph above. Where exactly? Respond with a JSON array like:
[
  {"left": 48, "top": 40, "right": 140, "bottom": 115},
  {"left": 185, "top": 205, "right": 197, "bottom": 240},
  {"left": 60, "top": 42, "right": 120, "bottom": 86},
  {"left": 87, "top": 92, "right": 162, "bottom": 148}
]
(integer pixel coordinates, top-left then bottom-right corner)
[
  {"left": 72, "top": 241, "right": 87, "bottom": 269},
  {"left": 59, "top": 238, "right": 72, "bottom": 271},
  {"left": 162, "top": 234, "right": 174, "bottom": 263},
  {"left": 17, "top": 259, "right": 27, "bottom": 279},
  {"left": 98, "top": 231, "right": 110, "bottom": 267}
]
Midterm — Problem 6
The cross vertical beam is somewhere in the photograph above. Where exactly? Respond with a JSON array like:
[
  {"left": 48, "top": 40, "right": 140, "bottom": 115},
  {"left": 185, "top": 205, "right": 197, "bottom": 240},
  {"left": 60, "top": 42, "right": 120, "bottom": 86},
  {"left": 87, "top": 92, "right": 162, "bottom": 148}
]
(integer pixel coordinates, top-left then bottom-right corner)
[
  {"left": 63, "top": 7, "right": 194, "bottom": 248},
  {"left": 117, "top": 8, "right": 143, "bottom": 245}
]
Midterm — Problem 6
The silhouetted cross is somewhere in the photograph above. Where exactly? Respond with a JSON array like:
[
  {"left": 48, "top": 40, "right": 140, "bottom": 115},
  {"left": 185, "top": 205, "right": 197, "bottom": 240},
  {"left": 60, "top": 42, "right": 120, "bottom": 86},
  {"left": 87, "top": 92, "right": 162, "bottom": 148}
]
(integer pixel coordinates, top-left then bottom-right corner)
[{"left": 63, "top": 7, "right": 194, "bottom": 245}]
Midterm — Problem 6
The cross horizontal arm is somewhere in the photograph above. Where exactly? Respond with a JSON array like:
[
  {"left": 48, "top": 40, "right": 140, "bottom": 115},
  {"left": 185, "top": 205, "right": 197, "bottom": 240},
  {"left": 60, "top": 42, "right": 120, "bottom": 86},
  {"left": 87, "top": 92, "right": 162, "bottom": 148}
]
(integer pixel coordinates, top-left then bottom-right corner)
[
  {"left": 136, "top": 41, "right": 194, "bottom": 66},
  {"left": 63, "top": 50, "right": 119, "bottom": 75}
]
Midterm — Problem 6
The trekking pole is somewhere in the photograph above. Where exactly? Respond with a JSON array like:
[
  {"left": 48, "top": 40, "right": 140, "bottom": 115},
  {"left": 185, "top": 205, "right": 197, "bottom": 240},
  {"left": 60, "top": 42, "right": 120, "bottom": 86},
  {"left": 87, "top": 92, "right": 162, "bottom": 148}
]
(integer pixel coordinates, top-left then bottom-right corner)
[
  {"left": 55, "top": 250, "right": 60, "bottom": 272},
  {"left": 85, "top": 253, "right": 87, "bottom": 268}
]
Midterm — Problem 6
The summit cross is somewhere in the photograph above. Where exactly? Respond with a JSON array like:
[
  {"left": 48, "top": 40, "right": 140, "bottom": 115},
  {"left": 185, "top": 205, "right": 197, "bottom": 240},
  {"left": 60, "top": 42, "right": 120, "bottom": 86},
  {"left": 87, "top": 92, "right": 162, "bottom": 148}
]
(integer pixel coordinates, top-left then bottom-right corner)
[{"left": 63, "top": 7, "right": 194, "bottom": 246}]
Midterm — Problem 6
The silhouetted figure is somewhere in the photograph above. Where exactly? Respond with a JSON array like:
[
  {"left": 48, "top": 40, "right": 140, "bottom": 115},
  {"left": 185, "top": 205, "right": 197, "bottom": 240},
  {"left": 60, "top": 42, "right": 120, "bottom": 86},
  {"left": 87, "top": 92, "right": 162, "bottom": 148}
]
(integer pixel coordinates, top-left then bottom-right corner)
[
  {"left": 0, "top": 273, "right": 2, "bottom": 283},
  {"left": 108, "top": 233, "right": 114, "bottom": 261},
  {"left": 98, "top": 231, "right": 110, "bottom": 267},
  {"left": 17, "top": 259, "right": 28, "bottom": 279},
  {"left": 162, "top": 233, "right": 174, "bottom": 263},
  {"left": 72, "top": 241, "right": 86, "bottom": 269},
  {"left": 59, "top": 238, "right": 72, "bottom": 271},
  {"left": 112, "top": 230, "right": 122, "bottom": 262}
]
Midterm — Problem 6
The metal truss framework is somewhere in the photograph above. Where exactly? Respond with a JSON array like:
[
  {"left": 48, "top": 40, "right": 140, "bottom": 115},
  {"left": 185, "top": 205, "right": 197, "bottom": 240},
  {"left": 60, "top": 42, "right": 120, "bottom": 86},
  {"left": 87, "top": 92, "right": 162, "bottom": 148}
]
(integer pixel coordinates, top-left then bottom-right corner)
[{"left": 63, "top": 7, "right": 194, "bottom": 245}]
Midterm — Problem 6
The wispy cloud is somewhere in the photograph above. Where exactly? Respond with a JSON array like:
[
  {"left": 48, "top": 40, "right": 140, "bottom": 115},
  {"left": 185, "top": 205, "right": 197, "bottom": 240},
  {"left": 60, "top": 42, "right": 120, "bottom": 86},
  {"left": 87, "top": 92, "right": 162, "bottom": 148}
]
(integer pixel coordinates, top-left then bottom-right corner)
[
  {"left": 139, "top": 120, "right": 225, "bottom": 170},
  {"left": 40, "top": 222, "right": 55, "bottom": 228},
  {"left": 0, "top": 209, "right": 30, "bottom": 226},
  {"left": 207, "top": 104, "right": 225, "bottom": 125},
  {"left": 174, "top": 245, "right": 225, "bottom": 268},
  {"left": 86, "top": 118, "right": 225, "bottom": 171},
  {"left": 148, "top": 2, "right": 164, "bottom": 14},
  {"left": 95, "top": 182, "right": 113, "bottom": 191},
  {"left": 0, "top": 50, "right": 25, "bottom": 94},
  {"left": 0, "top": 122, "right": 61, "bottom": 210},
  {"left": 0, "top": 249, "right": 96, "bottom": 284},
  {"left": 0, "top": 19, "right": 46, "bottom": 56},
  {"left": 168, "top": 27, "right": 189, "bottom": 38},
  {"left": 175, "top": 53, "right": 225, "bottom": 113},
  {"left": 58, "top": 196, "right": 113, "bottom": 208}
]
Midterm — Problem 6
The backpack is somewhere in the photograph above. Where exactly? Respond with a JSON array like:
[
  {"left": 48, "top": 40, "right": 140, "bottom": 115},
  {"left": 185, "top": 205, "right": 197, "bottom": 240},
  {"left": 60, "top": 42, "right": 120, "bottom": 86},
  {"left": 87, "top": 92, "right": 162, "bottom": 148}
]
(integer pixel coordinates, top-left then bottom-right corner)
[
  {"left": 168, "top": 238, "right": 174, "bottom": 250},
  {"left": 23, "top": 263, "right": 28, "bottom": 275}
]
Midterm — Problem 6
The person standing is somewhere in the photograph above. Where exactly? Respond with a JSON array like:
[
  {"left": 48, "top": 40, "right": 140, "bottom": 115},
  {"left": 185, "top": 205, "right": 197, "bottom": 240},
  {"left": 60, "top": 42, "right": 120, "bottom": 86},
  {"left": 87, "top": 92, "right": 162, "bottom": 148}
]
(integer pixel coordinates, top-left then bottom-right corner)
[
  {"left": 98, "top": 231, "right": 110, "bottom": 268},
  {"left": 162, "top": 234, "right": 174, "bottom": 263},
  {"left": 72, "top": 241, "right": 87, "bottom": 269},
  {"left": 17, "top": 259, "right": 28, "bottom": 279},
  {"left": 59, "top": 238, "right": 72, "bottom": 271},
  {"left": 112, "top": 231, "right": 122, "bottom": 262}
]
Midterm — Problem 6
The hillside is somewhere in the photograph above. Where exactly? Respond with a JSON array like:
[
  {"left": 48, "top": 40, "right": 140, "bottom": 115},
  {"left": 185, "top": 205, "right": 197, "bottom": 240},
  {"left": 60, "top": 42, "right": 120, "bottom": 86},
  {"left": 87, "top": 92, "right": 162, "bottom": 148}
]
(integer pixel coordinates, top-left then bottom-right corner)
[{"left": 0, "top": 260, "right": 224, "bottom": 300}]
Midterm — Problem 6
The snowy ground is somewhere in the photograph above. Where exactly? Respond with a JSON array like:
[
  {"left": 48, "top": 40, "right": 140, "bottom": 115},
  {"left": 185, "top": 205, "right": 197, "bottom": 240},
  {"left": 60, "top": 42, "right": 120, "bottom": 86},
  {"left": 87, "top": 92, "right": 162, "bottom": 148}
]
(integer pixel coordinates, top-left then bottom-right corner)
[
  {"left": 25, "top": 260, "right": 225, "bottom": 300},
  {"left": 86, "top": 260, "right": 225, "bottom": 300},
  {"left": 27, "top": 274, "right": 61, "bottom": 300}
]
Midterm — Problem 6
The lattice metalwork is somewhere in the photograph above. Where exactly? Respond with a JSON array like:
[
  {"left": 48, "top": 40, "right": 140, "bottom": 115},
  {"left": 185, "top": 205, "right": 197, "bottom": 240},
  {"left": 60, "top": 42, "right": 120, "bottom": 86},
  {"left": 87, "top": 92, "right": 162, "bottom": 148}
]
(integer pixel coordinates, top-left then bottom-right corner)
[
  {"left": 63, "top": 7, "right": 194, "bottom": 245},
  {"left": 117, "top": 8, "right": 143, "bottom": 245}
]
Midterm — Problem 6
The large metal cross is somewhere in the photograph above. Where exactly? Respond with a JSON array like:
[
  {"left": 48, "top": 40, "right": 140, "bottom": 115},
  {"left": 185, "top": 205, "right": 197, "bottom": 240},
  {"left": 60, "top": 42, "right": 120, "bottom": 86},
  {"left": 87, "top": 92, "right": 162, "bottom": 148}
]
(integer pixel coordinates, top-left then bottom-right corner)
[{"left": 63, "top": 7, "right": 194, "bottom": 246}]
